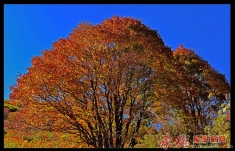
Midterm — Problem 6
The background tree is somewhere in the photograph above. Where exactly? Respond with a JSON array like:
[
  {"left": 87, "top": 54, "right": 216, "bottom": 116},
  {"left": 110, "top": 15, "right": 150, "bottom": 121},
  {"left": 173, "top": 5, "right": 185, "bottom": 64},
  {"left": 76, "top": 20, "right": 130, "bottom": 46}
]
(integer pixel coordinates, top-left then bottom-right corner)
[{"left": 169, "top": 44, "right": 230, "bottom": 142}]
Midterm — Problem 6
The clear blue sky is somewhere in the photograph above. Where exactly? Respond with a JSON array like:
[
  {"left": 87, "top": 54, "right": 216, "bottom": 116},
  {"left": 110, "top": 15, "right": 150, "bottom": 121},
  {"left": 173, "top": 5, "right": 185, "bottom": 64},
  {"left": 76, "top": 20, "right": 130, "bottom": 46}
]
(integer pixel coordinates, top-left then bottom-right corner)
[{"left": 4, "top": 4, "right": 230, "bottom": 100}]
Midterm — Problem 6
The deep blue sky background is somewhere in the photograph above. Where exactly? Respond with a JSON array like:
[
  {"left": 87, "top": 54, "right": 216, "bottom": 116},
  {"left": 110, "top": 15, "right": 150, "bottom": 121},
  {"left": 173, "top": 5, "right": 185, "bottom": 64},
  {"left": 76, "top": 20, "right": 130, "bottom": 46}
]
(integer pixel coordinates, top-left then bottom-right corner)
[{"left": 4, "top": 4, "right": 230, "bottom": 100}]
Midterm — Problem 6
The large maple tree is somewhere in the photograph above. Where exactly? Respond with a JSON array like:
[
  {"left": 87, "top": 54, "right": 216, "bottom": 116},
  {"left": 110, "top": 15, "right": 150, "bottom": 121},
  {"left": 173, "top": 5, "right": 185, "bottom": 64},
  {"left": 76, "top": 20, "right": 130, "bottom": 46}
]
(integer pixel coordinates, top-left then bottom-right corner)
[{"left": 9, "top": 16, "right": 230, "bottom": 148}]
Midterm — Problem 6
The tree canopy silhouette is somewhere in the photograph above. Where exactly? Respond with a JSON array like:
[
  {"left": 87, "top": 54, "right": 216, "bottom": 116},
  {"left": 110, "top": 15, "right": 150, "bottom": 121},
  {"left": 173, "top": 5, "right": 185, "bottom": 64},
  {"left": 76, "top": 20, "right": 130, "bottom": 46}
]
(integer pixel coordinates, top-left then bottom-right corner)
[{"left": 9, "top": 16, "right": 230, "bottom": 148}]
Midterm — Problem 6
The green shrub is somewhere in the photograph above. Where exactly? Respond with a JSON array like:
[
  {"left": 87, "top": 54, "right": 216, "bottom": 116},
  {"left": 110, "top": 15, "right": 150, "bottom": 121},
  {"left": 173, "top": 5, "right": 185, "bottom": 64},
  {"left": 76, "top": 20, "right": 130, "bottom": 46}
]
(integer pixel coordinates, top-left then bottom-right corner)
[{"left": 4, "top": 102, "right": 19, "bottom": 112}]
